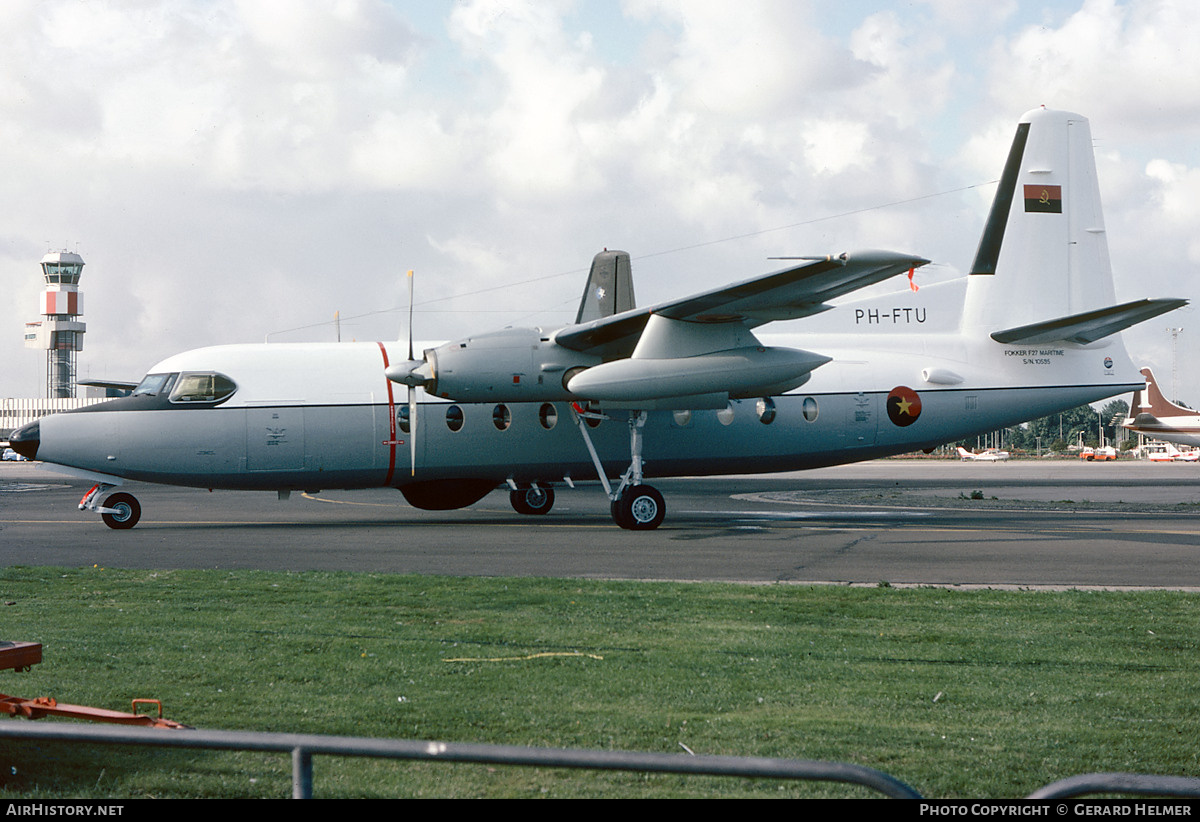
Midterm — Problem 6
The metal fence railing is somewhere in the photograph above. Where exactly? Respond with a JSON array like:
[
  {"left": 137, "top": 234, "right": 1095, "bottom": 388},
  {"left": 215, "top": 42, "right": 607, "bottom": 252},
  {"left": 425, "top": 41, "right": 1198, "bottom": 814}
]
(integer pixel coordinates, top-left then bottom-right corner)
[
  {"left": 1027, "top": 773, "right": 1200, "bottom": 800},
  {"left": 4, "top": 721, "right": 1200, "bottom": 799},
  {"left": 0, "top": 722, "right": 919, "bottom": 798}
]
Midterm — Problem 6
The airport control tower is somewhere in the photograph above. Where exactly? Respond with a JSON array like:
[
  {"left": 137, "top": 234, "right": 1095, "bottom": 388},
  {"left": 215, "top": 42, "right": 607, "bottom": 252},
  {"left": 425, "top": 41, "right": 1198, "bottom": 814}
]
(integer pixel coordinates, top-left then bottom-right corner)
[{"left": 24, "top": 251, "right": 87, "bottom": 398}]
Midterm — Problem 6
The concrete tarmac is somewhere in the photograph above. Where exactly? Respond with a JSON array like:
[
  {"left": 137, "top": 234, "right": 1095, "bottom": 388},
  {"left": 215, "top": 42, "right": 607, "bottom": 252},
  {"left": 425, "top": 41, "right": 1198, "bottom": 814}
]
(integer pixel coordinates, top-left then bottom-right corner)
[{"left": 2, "top": 459, "right": 1199, "bottom": 588}]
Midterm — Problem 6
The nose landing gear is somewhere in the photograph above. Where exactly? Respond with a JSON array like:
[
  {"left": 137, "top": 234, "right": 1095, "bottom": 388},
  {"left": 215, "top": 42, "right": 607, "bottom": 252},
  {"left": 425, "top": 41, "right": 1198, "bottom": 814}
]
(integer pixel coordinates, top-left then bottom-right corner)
[{"left": 80, "top": 484, "right": 142, "bottom": 530}]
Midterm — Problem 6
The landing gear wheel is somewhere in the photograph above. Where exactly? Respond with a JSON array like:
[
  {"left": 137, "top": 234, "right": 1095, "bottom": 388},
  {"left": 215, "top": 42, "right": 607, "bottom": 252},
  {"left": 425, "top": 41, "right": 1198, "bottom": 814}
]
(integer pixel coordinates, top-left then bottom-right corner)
[
  {"left": 101, "top": 492, "right": 141, "bottom": 530},
  {"left": 612, "top": 485, "right": 665, "bottom": 531},
  {"left": 510, "top": 487, "right": 555, "bottom": 515}
]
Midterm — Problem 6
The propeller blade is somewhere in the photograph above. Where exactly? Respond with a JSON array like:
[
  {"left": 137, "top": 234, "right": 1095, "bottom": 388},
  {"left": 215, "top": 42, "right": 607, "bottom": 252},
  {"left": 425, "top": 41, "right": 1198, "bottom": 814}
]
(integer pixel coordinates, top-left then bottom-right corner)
[{"left": 406, "top": 269, "right": 415, "bottom": 361}]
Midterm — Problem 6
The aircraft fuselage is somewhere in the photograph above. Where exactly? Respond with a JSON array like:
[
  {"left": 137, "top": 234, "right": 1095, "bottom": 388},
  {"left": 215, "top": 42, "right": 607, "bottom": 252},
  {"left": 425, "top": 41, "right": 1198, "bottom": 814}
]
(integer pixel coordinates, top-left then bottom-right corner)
[{"left": 31, "top": 335, "right": 1138, "bottom": 493}]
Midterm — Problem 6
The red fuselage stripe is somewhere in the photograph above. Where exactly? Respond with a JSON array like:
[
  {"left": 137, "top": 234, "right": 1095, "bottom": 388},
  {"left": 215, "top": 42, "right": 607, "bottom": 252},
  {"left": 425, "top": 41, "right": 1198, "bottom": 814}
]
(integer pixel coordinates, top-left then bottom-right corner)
[{"left": 377, "top": 342, "right": 397, "bottom": 486}]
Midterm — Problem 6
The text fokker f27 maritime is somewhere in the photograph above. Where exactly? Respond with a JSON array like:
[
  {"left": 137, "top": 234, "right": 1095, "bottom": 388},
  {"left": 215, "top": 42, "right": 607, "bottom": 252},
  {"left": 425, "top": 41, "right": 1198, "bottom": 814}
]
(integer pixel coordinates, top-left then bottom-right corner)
[
  {"left": 9, "top": 108, "right": 1186, "bottom": 530},
  {"left": 1122, "top": 367, "right": 1200, "bottom": 448}
]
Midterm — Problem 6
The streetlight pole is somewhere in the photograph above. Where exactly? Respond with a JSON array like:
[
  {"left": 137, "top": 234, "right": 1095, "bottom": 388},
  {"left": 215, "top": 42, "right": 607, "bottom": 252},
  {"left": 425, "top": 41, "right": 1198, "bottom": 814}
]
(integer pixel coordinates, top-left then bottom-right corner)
[{"left": 1167, "top": 327, "right": 1183, "bottom": 403}]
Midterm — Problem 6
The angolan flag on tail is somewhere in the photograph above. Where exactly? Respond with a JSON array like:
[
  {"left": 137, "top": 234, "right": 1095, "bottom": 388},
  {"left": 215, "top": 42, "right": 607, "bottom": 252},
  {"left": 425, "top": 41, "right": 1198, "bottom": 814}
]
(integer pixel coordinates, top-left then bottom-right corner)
[{"left": 1023, "top": 184, "right": 1062, "bottom": 213}]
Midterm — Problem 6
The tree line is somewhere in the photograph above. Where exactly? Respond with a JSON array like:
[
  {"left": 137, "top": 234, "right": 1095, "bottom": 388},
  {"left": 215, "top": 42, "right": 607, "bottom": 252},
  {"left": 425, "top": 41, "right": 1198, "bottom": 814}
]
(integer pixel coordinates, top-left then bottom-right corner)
[{"left": 974, "top": 399, "right": 1130, "bottom": 454}]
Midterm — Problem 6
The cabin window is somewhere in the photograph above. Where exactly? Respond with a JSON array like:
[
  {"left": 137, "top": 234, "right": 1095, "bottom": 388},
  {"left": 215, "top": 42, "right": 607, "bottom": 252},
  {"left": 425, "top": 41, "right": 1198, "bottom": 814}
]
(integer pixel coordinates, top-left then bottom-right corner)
[
  {"left": 756, "top": 397, "right": 776, "bottom": 425},
  {"left": 672, "top": 409, "right": 692, "bottom": 428},
  {"left": 802, "top": 396, "right": 818, "bottom": 422},
  {"left": 493, "top": 404, "right": 511, "bottom": 431},
  {"left": 169, "top": 372, "right": 237, "bottom": 403},
  {"left": 445, "top": 405, "right": 464, "bottom": 432},
  {"left": 397, "top": 405, "right": 410, "bottom": 434},
  {"left": 716, "top": 404, "right": 735, "bottom": 426},
  {"left": 538, "top": 403, "right": 558, "bottom": 430}
]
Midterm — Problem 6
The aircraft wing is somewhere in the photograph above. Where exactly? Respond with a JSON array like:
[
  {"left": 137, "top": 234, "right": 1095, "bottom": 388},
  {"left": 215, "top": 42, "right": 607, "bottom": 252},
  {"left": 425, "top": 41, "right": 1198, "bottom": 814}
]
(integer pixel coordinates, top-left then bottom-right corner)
[
  {"left": 77, "top": 378, "right": 139, "bottom": 392},
  {"left": 554, "top": 249, "right": 929, "bottom": 357}
]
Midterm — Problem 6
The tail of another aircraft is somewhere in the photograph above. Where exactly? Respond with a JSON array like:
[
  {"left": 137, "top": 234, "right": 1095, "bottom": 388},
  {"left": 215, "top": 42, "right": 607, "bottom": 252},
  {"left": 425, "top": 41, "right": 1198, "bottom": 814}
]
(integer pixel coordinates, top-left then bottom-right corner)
[
  {"left": 963, "top": 108, "right": 1183, "bottom": 344},
  {"left": 575, "top": 249, "right": 636, "bottom": 324},
  {"left": 1131, "top": 367, "right": 1191, "bottom": 418}
]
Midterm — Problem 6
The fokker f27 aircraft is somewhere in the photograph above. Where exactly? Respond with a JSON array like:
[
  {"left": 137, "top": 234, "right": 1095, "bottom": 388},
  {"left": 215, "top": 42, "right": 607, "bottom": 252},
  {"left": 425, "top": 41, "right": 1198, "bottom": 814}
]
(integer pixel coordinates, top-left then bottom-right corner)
[{"left": 9, "top": 108, "right": 1186, "bottom": 529}]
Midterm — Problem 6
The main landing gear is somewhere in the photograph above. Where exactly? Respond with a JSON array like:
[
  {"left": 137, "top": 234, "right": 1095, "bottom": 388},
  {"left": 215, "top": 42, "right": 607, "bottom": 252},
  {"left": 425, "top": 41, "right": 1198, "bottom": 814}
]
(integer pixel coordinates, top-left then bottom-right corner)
[
  {"left": 509, "top": 484, "right": 555, "bottom": 515},
  {"left": 610, "top": 484, "right": 665, "bottom": 530},
  {"left": 573, "top": 406, "right": 666, "bottom": 531},
  {"left": 80, "top": 484, "right": 142, "bottom": 530}
]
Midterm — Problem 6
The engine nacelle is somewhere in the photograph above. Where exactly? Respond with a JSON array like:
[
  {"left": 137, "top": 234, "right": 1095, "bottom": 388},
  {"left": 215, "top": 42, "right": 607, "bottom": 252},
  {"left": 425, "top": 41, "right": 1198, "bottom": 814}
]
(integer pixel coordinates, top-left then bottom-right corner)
[
  {"left": 396, "top": 324, "right": 832, "bottom": 408},
  {"left": 419, "top": 328, "right": 601, "bottom": 402}
]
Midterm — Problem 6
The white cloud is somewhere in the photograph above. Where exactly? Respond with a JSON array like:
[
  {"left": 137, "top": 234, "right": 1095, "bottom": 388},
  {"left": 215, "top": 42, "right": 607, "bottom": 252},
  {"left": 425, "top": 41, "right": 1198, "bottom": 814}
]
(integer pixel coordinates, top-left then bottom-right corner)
[
  {"left": 448, "top": 0, "right": 611, "bottom": 198},
  {"left": 989, "top": 0, "right": 1200, "bottom": 143}
]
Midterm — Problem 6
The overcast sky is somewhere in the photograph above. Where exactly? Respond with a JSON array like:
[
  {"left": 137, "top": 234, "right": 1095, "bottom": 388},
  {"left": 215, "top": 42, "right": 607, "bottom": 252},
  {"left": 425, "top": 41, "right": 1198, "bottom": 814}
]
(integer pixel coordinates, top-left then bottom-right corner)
[{"left": 3, "top": 0, "right": 1199, "bottom": 399}]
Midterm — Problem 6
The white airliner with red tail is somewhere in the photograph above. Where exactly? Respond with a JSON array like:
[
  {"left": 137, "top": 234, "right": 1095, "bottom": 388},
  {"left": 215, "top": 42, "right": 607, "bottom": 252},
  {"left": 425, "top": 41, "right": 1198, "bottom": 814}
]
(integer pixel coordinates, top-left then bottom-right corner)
[
  {"left": 1123, "top": 367, "right": 1200, "bottom": 447},
  {"left": 9, "top": 109, "right": 1185, "bottom": 529}
]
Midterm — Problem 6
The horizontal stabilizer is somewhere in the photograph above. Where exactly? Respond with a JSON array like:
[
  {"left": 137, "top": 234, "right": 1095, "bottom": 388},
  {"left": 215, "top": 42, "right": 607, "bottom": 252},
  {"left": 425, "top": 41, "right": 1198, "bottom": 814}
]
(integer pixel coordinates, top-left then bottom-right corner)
[{"left": 990, "top": 298, "right": 1187, "bottom": 345}]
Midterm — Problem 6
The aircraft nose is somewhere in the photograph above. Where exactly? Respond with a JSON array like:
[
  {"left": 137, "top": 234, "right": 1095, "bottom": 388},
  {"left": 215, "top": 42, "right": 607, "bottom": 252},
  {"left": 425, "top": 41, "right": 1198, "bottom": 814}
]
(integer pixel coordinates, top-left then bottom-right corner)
[{"left": 9, "top": 420, "right": 39, "bottom": 460}]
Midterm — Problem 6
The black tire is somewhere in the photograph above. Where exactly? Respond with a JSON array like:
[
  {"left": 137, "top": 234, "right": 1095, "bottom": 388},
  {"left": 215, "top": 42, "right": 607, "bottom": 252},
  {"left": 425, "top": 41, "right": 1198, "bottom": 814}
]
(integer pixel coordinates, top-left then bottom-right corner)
[
  {"left": 510, "top": 487, "right": 555, "bottom": 515},
  {"left": 610, "top": 498, "right": 627, "bottom": 528},
  {"left": 101, "top": 492, "right": 141, "bottom": 530},
  {"left": 612, "top": 485, "right": 665, "bottom": 531}
]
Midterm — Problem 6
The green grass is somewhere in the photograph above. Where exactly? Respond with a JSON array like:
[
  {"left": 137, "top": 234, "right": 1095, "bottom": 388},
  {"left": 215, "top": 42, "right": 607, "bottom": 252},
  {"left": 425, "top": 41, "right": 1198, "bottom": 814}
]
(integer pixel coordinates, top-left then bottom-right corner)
[{"left": 0, "top": 567, "right": 1197, "bottom": 798}]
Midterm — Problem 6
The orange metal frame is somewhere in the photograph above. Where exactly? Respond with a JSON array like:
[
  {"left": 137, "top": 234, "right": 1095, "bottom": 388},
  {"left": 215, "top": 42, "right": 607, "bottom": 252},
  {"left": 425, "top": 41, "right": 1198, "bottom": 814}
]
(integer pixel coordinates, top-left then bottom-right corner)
[{"left": 1, "top": 640, "right": 189, "bottom": 730}]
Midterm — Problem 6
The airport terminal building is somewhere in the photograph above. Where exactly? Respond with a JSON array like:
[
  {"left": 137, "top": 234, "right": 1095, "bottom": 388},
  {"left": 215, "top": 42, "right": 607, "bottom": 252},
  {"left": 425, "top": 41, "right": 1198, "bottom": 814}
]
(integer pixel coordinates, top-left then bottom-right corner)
[{"left": 1, "top": 397, "right": 107, "bottom": 443}]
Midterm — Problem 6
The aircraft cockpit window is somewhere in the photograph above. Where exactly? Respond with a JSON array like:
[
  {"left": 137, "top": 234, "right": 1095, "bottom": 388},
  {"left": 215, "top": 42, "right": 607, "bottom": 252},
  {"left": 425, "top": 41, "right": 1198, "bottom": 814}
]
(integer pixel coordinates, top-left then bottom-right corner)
[
  {"left": 133, "top": 373, "right": 174, "bottom": 397},
  {"left": 169, "top": 372, "right": 238, "bottom": 404}
]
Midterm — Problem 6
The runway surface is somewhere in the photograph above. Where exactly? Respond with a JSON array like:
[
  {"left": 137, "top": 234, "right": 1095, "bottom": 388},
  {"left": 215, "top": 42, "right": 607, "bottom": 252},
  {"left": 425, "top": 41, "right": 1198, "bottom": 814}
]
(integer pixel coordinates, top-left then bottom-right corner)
[{"left": 2, "top": 459, "right": 1199, "bottom": 588}]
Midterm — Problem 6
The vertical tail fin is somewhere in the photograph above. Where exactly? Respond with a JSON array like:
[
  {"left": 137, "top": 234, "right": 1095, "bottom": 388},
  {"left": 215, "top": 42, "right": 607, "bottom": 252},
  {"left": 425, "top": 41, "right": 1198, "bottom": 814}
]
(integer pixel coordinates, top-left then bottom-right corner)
[
  {"left": 575, "top": 249, "right": 636, "bottom": 324},
  {"left": 1133, "top": 367, "right": 1192, "bottom": 417},
  {"left": 964, "top": 108, "right": 1116, "bottom": 334}
]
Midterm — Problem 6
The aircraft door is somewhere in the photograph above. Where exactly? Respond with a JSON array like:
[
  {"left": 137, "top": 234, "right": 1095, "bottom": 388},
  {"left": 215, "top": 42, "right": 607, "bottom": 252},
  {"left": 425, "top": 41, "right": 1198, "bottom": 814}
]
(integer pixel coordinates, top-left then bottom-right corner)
[
  {"left": 845, "top": 390, "right": 879, "bottom": 448},
  {"left": 832, "top": 362, "right": 879, "bottom": 449},
  {"left": 246, "top": 407, "right": 305, "bottom": 471}
]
